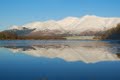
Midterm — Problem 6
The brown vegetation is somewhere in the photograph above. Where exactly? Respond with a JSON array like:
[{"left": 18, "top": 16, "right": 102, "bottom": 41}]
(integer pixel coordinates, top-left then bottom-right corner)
[
  {"left": 94, "top": 23, "right": 120, "bottom": 40},
  {"left": 0, "top": 31, "right": 66, "bottom": 40}
]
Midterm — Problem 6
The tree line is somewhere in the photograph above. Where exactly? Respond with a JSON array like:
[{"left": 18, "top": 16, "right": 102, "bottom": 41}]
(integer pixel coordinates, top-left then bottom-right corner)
[
  {"left": 0, "top": 31, "right": 66, "bottom": 40},
  {"left": 94, "top": 23, "right": 120, "bottom": 40}
]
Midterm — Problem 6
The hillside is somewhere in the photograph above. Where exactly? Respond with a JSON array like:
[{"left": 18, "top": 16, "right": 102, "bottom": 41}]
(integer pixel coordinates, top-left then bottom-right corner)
[{"left": 95, "top": 24, "right": 120, "bottom": 40}]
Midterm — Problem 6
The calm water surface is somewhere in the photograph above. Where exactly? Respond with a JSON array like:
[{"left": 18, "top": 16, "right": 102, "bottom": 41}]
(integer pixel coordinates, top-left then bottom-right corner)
[{"left": 0, "top": 40, "right": 120, "bottom": 80}]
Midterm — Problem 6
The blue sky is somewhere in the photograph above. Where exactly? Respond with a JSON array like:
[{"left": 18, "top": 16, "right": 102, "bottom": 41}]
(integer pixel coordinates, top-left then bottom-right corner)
[{"left": 0, "top": 0, "right": 120, "bottom": 30}]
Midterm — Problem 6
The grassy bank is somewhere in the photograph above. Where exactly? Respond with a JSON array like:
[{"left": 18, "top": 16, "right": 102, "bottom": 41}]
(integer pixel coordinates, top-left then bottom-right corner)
[{"left": 64, "top": 36, "right": 95, "bottom": 40}]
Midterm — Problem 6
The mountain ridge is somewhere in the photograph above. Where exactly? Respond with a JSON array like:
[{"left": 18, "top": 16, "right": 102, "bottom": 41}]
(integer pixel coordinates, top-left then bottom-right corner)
[
  {"left": 9, "top": 15, "right": 120, "bottom": 32},
  {"left": 1, "top": 15, "right": 120, "bottom": 39}
]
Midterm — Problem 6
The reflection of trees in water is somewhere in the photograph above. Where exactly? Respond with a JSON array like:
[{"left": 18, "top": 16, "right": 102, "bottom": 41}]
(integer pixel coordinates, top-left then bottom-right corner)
[
  {"left": 0, "top": 41, "right": 120, "bottom": 52},
  {"left": 33, "top": 44, "right": 69, "bottom": 49},
  {"left": 108, "top": 41, "right": 120, "bottom": 55},
  {"left": 2, "top": 46, "right": 36, "bottom": 51},
  {"left": 0, "top": 41, "right": 120, "bottom": 54},
  {"left": 1, "top": 44, "right": 70, "bottom": 51},
  {"left": 116, "top": 53, "right": 120, "bottom": 58},
  {"left": 0, "top": 41, "right": 120, "bottom": 63}
]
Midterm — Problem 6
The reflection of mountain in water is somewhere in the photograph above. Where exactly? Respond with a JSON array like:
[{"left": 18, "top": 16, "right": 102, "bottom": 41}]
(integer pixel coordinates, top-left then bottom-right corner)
[{"left": 1, "top": 41, "right": 120, "bottom": 63}]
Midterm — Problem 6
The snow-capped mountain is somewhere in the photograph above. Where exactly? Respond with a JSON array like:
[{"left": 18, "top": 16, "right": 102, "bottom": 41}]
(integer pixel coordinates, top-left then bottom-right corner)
[{"left": 9, "top": 15, "right": 120, "bottom": 36}]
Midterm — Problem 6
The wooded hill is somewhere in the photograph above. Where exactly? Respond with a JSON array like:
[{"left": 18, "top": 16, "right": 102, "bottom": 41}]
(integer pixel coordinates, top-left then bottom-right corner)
[{"left": 94, "top": 23, "right": 120, "bottom": 40}]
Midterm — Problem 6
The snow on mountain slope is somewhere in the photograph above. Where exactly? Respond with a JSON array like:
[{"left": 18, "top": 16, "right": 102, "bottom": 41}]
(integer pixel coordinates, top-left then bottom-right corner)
[
  {"left": 23, "top": 20, "right": 64, "bottom": 31},
  {"left": 9, "top": 15, "right": 120, "bottom": 34},
  {"left": 9, "top": 25, "right": 23, "bottom": 30},
  {"left": 57, "top": 17, "right": 80, "bottom": 30},
  {"left": 71, "top": 15, "right": 120, "bottom": 33}
]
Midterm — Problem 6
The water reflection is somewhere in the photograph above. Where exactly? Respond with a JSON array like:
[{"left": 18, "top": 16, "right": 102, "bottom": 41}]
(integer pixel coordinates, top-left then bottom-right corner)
[{"left": 0, "top": 40, "right": 120, "bottom": 63}]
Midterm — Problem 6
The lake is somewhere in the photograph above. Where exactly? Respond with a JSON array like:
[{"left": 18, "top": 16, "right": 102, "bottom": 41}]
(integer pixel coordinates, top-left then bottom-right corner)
[{"left": 0, "top": 40, "right": 120, "bottom": 80}]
